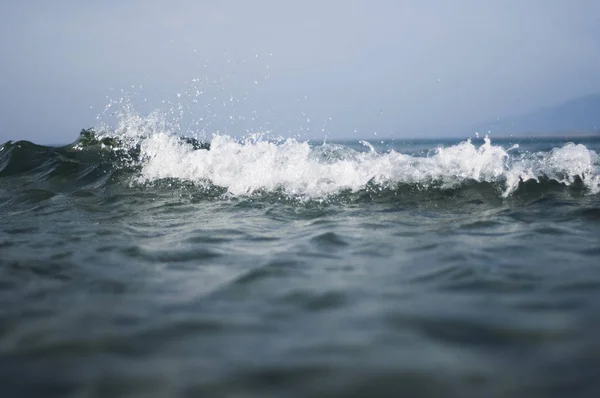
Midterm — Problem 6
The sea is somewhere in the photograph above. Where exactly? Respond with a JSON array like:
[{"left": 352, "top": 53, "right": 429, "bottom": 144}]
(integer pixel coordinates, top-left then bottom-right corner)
[{"left": 1, "top": 115, "right": 600, "bottom": 397}]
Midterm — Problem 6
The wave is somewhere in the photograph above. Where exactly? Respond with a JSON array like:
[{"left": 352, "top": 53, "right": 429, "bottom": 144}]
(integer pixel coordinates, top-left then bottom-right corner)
[{"left": 1, "top": 127, "right": 599, "bottom": 202}]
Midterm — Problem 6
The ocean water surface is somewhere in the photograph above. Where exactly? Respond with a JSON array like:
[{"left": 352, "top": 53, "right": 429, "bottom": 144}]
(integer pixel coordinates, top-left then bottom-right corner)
[{"left": 1, "top": 122, "right": 600, "bottom": 397}]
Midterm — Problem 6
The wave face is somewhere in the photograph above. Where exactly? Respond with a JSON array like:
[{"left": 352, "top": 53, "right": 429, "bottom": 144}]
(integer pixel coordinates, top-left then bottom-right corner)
[{"left": 1, "top": 126, "right": 599, "bottom": 203}]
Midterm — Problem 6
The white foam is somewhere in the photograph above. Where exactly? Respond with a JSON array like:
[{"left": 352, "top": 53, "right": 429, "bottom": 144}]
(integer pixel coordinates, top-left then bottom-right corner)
[
  {"left": 505, "top": 143, "right": 600, "bottom": 196},
  {"left": 126, "top": 133, "right": 598, "bottom": 198},
  {"left": 95, "top": 109, "right": 600, "bottom": 198}
]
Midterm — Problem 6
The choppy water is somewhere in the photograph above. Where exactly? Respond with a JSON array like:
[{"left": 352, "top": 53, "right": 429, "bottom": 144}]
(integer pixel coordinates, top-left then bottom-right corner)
[{"left": 1, "top": 123, "right": 600, "bottom": 397}]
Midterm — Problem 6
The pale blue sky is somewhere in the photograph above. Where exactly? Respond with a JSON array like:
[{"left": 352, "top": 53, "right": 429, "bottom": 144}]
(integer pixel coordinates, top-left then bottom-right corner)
[{"left": 1, "top": 1, "right": 599, "bottom": 143}]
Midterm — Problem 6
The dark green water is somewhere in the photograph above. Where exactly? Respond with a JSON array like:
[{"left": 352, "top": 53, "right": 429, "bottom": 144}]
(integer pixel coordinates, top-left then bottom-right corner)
[{"left": 1, "top": 131, "right": 599, "bottom": 397}]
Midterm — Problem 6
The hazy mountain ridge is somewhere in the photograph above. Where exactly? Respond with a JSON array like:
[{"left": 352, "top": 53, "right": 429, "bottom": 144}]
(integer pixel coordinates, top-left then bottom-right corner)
[{"left": 473, "top": 94, "right": 600, "bottom": 137}]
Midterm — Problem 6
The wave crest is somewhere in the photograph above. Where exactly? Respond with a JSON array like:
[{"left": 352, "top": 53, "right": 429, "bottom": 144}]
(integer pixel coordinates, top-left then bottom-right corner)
[
  {"left": 2, "top": 127, "right": 599, "bottom": 200},
  {"left": 134, "top": 133, "right": 599, "bottom": 198}
]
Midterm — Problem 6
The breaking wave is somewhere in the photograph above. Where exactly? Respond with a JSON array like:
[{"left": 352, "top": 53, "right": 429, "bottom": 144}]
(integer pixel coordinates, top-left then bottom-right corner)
[
  {"left": 1, "top": 113, "right": 599, "bottom": 202},
  {"left": 133, "top": 132, "right": 599, "bottom": 198}
]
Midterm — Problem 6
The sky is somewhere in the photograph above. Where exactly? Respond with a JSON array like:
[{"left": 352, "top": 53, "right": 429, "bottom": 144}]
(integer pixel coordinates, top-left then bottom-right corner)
[{"left": 1, "top": 0, "right": 599, "bottom": 143}]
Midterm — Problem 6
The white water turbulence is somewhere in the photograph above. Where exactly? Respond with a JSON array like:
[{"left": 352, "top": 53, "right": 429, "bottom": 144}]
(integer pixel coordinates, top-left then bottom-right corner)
[
  {"left": 131, "top": 135, "right": 599, "bottom": 199},
  {"left": 92, "top": 109, "right": 600, "bottom": 199}
]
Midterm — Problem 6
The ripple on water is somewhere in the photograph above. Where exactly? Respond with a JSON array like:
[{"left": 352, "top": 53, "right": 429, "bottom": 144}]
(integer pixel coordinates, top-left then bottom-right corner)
[
  {"left": 409, "top": 262, "right": 542, "bottom": 294},
  {"left": 5, "top": 227, "right": 39, "bottom": 234},
  {"left": 184, "top": 364, "right": 479, "bottom": 398},
  {"left": 232, "top": 260, "right": 298, "bottom": 287},
  {"left": 385, "top": 310, "right": 572, "bottom": 350},
  {"left": 458, "top": 219, "right": 503, "bottom": 230},
  {"left": 571, "top": 207, "right": 600, "bottom": 221},
  {"left": 2, "top": 259, "right": 74, "bottom": 283},
  {"left": 121, "top": 245, "right": 222, "bottom": 263},
  {"left": 310, "top": 232, "right": 350, "bottom": 248},
  {"left": 16, "top": 189, "right": 57, "bottom": 204},
  {"left": 281, "top": 290, "right": 350, "bottom": 312},
  {"left": 582, "top": 246, "right": 600, "bottom": 256}
]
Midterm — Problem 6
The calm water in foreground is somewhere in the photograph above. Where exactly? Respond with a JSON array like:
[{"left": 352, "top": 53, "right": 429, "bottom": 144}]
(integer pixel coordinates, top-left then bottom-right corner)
[{"left": 1, "top": 131, "right": 599, "bottom": 397}]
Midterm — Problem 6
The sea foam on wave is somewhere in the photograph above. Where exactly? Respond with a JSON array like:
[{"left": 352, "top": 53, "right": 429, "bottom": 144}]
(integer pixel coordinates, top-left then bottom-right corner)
[
  {"left": 131, "top": 132, "right": 599, "bottom": 198},
  {"left": 92, "top": 106, "right": 599, "bottom": 198}
]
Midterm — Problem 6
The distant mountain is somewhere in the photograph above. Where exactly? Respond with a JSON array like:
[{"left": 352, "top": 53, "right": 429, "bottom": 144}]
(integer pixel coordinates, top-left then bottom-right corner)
[{"left": 473, "top": 94, "right": 600, "bottom": 137}]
